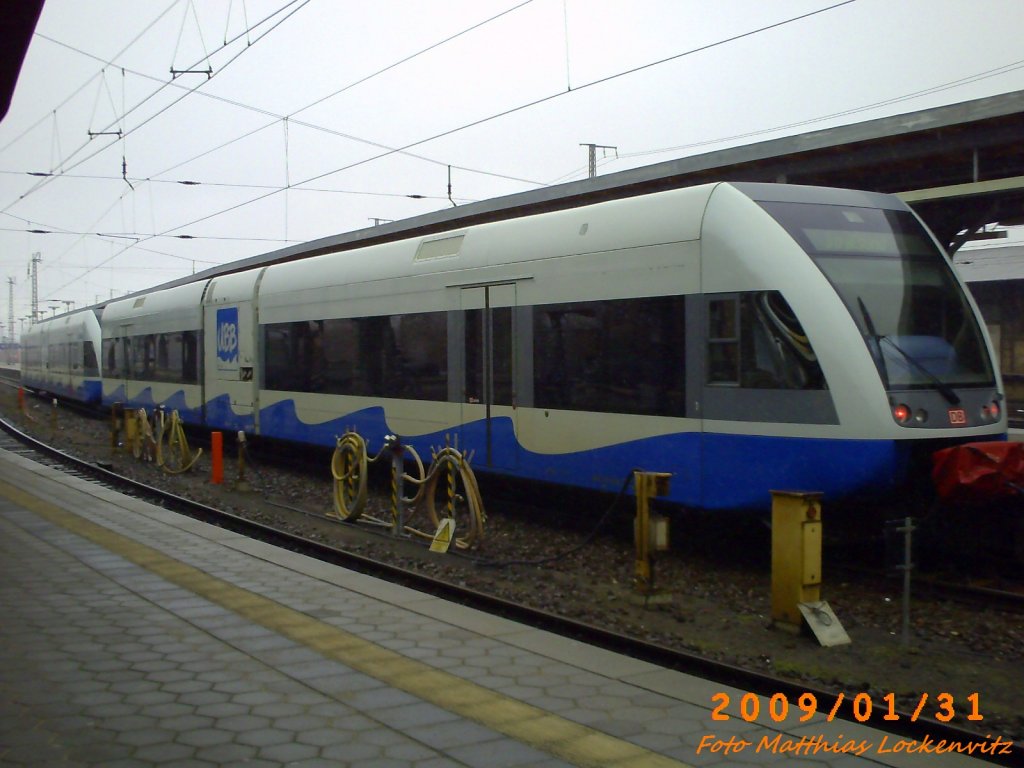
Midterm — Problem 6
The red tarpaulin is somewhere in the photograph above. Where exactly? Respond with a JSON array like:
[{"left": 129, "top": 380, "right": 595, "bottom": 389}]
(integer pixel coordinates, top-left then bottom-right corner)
[{"left": 931, "top": 441, "right": 1024, "bottom": 504}]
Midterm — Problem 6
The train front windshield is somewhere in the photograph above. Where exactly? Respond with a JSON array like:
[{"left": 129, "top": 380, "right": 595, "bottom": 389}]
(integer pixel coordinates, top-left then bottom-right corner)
[{"left": 758, "top": 201, "right": 995, "bottom": 390}]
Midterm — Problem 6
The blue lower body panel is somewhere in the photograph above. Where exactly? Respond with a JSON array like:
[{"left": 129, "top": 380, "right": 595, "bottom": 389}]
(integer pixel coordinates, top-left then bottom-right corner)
[
  {"left": 93, "top": 391, "right": 948, "bottom": 510},
  {"left": 254, "top": 399, "right": 915, "bottom": 511},
  {"left": 102, "top": 385, "right": 204, "bottom": 425},
  {"left": 25, "top": 376, "right": 102, "bottom": 406}
]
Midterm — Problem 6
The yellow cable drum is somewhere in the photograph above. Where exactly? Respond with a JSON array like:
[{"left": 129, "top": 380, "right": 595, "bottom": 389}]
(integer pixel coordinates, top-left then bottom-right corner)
[{"left": 330, "top": 431, "right": 486, "bottom": 548}]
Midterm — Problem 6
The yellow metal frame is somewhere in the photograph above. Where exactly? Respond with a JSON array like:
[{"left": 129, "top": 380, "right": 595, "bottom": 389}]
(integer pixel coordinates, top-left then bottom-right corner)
[
  {"left": 770, "top": 490, "right": 823, "bottom": 625},
  {"left": 633, "top": 471, "right": 672, "bottom": 595}
]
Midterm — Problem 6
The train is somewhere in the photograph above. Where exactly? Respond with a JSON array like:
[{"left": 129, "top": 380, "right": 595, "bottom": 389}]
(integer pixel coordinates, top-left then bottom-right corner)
[
  {"left": 20, "top": 181, "right": 1008, "bottom": 510},
  {"left": 21, "top": 308, "right": 102, "bottom": 404}
]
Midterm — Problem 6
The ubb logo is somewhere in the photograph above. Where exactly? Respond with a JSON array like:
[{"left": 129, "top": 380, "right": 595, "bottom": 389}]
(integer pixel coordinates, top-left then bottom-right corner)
[{"left": 216, "top": 307, "right": 239, "bottom": 363}]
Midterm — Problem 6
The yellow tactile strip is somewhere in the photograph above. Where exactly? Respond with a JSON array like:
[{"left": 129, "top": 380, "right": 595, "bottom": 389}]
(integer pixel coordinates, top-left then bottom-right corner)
[{"left": 0, "top": 478, "right": 693, "bottom": 768}]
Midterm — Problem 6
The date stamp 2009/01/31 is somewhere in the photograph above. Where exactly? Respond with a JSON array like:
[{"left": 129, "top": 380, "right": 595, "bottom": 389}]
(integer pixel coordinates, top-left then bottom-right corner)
[
  {"left": 710, "top": 690, "right": 984, "bottom": 726},
  {"left": 697, "top": 691, "right": 1015, "bottom": 759}
]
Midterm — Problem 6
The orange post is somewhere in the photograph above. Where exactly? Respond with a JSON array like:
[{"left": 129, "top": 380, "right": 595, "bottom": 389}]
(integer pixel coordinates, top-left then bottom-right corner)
[
  {"left": 211, "top": 432, "right": 224, "bottom": 485},
  {"left": 17, "top": 386, "right": 24, "bottom": 412}
]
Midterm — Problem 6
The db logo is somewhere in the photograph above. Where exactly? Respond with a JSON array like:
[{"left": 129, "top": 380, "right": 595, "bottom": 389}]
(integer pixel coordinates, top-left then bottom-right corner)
[{"left": 948, "top": 408, "right": 967, "bottom": 425}]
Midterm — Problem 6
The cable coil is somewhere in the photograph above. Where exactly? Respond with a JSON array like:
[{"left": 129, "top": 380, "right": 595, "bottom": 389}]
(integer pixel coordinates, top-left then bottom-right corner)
[
  {"left": 330, "top": 431, "right": 371, "bottom": 520},
  {"left": 330, "top": 430, "right": 486, "bottom": 548},
  {"left": 159, "top": 409, "right": 202, "bottom": 474}
]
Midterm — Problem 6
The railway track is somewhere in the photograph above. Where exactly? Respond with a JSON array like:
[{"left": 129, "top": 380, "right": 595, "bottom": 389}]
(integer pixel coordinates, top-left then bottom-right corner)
[{"left": 1, "top": 412, "right": 1019, "bottom": 766}]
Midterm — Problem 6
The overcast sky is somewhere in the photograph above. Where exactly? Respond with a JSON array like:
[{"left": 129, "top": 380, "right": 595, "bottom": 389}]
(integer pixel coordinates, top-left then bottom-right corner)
[{"left": 1, "top": 0, "right": 1023, "bottom": 333}]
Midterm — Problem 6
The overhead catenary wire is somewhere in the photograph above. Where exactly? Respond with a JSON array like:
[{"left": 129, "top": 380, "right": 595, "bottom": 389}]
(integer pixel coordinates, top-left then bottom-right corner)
[
  {"left": 287, "top": 0, "right": 537, "bottom": 121},
  {"left": 0, "top": 170, "right": 469, "bottom": 202},
  {"left": 6, "top": 0, "right": 544, "bottom": 200},
  {"left": 4, "top": 0, "right": 543, "bottom": 267},
  {"left": 10, "top": 0, "right": 857, "bottom": 266},
  {"left": 134, "top": 0, "right": 864, "bottom": 245},
  {"left": 6, "top": 0, "right": 312, "bottom": 301},
  {"left": 34, "top": 0, "right": 876, "bottom": 302},
  {"left": 0, "top": 0, "right": 180, "bottom": 158},
  {"left": 20, "top": 0, "right": 560, "bottom": 298},
  {"left": 0, "top": 225, "right": 298, "bottom": 244},
  {"left": 2, "top": 0, "right": 311, "bottom": 212},
  {"left": 169, "top": 0, "right": 213, "bottom": 78}
]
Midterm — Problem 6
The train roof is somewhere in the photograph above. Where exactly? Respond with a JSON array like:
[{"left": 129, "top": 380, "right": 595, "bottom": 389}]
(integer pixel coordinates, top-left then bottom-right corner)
[{"left": 0, "top": 2, "right": 43, "bottom": 122}]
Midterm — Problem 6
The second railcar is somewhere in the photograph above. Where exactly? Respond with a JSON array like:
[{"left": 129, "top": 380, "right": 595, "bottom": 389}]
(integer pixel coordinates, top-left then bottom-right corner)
[{"left": 100, "top": 281, "right": 204, "bottom": 419}]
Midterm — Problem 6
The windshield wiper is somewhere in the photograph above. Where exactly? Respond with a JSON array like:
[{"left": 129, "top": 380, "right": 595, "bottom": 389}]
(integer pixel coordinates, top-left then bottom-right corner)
[
  {"left": 856, "top": 297, "right": 960, "bottom": 406},
  {"left": 856, "top": 297, "right": 889, "bottom": 389},
  {"left": 879, "top": 336, "right": 961, "bottom": 406}
]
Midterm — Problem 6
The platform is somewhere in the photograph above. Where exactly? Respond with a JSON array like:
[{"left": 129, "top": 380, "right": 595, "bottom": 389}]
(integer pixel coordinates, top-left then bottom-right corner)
[{"left": 0, "top": 446, "right": 1005, "bottom": 767}]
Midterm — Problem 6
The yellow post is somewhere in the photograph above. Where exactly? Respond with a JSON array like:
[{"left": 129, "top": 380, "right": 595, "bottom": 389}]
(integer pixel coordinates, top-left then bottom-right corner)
[
  {"left": 634, "top": 471, "right": 672, "bottom": 597},
  {"left": 770, "top": 491, "right": 823, "bottom": 625},
  {"left": 111, "top": 402, "right": 124, "bottom": 453},
  {"left": 124, "top": 409, "right": 138, "bottom": 455},
  {"left": 235, "top": 431, "right": 251, "bottom": 492}
]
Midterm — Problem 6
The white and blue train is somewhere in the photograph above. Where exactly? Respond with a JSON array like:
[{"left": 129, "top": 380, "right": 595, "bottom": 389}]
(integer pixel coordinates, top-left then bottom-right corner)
[
  {"left": 21, "top": 308, "right": 102, "bottom": 404},
  {"left": 22, "top": 182, "right": 1008, "bottom": 509}
]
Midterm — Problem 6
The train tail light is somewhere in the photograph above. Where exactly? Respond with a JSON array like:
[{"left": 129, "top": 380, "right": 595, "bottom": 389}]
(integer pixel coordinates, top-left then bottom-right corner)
[
  {"left": 892, "top": 404, "right": 911, "bottom": 424},
  {"left": 982, "top": 401, "right": 1000, "bottom": 421}
]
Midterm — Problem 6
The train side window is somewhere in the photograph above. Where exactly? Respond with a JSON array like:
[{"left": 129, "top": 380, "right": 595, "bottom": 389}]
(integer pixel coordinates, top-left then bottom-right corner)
[
  {"left": 263, "top": 324, "right": 296, "bottom": 391},
  {"left": 320, "top": 318, "right": 357, "bottom": 395},
  {"left": 182, "top": 331, "right": 198, "bottom": 384},
  {"left": 84, "top": 341, "right": 99, "bottom": 377},
  {"left": 123, "top": 337, "right": 134, "bottom": 380},
  {"left": 103, "top": 338, "right": 118, "bottom": 377},
  {"left": 264, "top": 313, "right": 449, "bottom": 401},
  {"left": 706, "top": 292, "right": 825, "bottom": 390},
  {"left": 129, "top": 335, "right": 156, "bottom": 380},
  {"left": 533, "top": 296, "right": 686, "bottom": 416},
  {"left": 707, "top": 298, "right": 740, "bottom": 385},
  {"left": 391, "top": 312, "right": 448, "bottom": 401},
  {"left": 156, "top": 334, "right": 170, "bottom": 378}
]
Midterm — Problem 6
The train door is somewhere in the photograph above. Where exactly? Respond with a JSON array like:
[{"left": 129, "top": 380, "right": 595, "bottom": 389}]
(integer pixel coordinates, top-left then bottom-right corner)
[
  {"left": 203, "top": 270, "right": 265, "bottom": 432},
  {"left": 116, "top": 324, "right": 132, "bottom": 403},
  {"left": 459, "top": 284, "right": 518, "bottom": 470},
  {"left": 204, "top": 300, "right": 256, "bottom": 430},
  {"left": 686, "top": 297, "right": 706, "bottom": 507}
]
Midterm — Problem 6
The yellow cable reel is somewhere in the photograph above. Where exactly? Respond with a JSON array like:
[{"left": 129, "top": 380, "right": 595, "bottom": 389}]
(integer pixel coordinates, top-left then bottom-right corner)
[
  {"left": 159, "top": 410, "right": 202, "bottom": 474},
  {"left": 329, "top": 431, "right": 486, "bottom": 549},
  {"left": 331, "top": 431, "right": 368, "bottom": 520},
  {"left": 131, "top": 408, "right": 156, "bottom": 461},
  {"left": 407, "top": 444, "right": 486, "bottom": 550}
]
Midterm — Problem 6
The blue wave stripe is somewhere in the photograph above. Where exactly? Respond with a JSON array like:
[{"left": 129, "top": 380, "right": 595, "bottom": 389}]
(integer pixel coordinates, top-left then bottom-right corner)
[
  {"left": 90, "top": 391, "right": 921, "bottom": 510},
  {"left": 102, "top": 385, "right": 204, "bottom": 425},
  {"left": 256, "top": 399, "right": 900, "bottom": 510}
]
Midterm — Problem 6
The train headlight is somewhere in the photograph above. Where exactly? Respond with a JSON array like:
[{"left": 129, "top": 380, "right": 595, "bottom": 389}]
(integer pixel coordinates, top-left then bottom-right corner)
[
  {"left": 892, "top": 404, "right": 911, "bottom": 424},
  {"left": 981, "top": 401, "right": 1000, "bottom": 421},
  {"left": 914, "top": 409, "right": 928, "bottom": 423}
]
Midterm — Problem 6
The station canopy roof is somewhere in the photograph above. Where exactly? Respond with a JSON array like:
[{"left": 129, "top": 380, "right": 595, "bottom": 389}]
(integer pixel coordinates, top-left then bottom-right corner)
[{"left": 0, "top": 2, "right": 44, "bottom": 123}]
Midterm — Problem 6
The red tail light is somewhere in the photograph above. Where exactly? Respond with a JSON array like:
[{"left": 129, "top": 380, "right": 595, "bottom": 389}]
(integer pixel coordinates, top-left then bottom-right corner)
[{"left": 893, "top": 404, "right": 911, "bottom": 423}]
